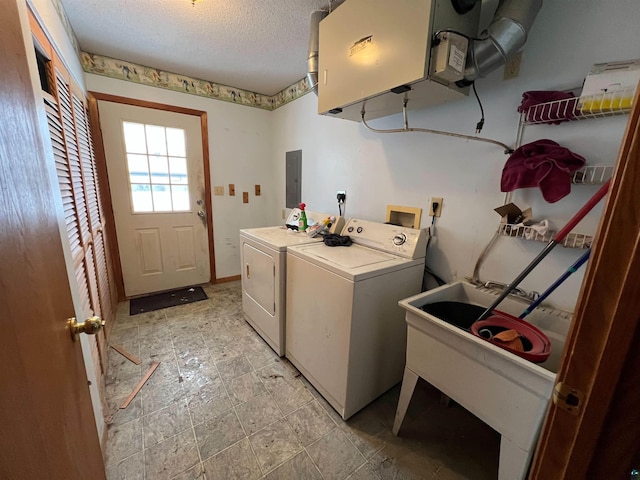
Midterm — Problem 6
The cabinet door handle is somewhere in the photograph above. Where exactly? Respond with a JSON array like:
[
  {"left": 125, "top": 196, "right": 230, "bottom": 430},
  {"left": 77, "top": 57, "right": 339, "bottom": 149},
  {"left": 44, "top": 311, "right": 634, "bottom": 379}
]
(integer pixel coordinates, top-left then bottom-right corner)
[{"left": 246, "top": 264, "right": 250, "bottom": 279}]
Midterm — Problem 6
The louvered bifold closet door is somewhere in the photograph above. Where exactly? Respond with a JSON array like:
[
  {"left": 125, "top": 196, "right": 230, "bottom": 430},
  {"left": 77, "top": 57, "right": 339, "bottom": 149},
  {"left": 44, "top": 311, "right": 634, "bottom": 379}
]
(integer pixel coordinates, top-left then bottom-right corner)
[
  {"left": 54, "top": 71, "right": 97, "bottom": 317},
  {"left": 44, "top": 83, "right": 92, "bottom": 320},
  {"left": 74, "top": 92, "right": 113, "bottom": 366},
  {"left": 32, "top": 8, "right": 115, "bottom": 435},
  {"left": 49, "top": 66, "right": 111, "bottom": 398},
  {"left": 86, "top": 108, "right": 119, "bottom": 317},
  {"left": 44, "top": 94, "right": 78, "bottom": 252}
]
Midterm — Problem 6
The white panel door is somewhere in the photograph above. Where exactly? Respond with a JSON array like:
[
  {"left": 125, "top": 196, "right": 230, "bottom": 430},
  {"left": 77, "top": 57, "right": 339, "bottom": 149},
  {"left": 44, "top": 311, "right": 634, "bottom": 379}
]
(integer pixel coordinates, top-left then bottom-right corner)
[{"left": 98, "top": 101, "right": 210, "bottom": 296}]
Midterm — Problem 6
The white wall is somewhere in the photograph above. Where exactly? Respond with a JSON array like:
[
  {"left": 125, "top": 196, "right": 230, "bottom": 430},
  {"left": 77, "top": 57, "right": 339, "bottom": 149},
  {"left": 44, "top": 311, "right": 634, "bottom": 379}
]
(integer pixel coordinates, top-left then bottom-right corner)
[
  {"left": 272, "top": 0, "right": 640, "bottom": 312},
  {"left": 85, "top": 74, "right": 275, "bottom": 279}
]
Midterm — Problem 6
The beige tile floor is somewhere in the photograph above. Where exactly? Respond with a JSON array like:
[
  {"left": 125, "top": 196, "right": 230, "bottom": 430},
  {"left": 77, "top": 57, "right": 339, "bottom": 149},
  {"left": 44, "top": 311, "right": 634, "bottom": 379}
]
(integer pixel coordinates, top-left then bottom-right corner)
[{"left": 104, "top": 281, "right": 499, "bottom": 480}]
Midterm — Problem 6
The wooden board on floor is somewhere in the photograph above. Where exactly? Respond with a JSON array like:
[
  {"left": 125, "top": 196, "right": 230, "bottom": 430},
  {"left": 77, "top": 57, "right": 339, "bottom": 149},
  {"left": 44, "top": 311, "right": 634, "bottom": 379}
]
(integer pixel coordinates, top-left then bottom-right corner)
[
  {"left": 120, "top": 362, "right": 160, "bottom": 409},
  {"left": 110, "top": 344, "right": 142, "bottom": 365}
]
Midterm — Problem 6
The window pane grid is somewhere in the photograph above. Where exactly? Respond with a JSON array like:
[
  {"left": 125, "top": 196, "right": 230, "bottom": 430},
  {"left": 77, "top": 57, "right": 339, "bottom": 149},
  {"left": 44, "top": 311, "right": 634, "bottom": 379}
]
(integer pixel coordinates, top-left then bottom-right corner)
[{"left": 123, "top": 122, "right": 190, "bottom": 212}]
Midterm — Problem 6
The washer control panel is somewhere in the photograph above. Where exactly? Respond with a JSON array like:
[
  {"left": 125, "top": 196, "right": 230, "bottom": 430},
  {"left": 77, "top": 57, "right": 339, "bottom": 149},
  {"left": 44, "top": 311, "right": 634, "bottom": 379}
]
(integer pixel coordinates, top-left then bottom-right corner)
[{"left": 340, "top": 219, "right": 427, "bottom": 259}]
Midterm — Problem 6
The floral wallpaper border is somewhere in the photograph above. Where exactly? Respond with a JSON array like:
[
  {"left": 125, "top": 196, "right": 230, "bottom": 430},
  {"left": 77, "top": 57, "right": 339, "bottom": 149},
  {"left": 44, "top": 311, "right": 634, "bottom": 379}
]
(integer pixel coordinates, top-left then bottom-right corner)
[
  {"left": 49, "top": 0, "right": 81, "bottom": 56},
  {"left": 50, "top": 0, "right": 313, "bottom": 111},
  {"left": 81, "top": 52, "right": 313, "bottom": 111}
]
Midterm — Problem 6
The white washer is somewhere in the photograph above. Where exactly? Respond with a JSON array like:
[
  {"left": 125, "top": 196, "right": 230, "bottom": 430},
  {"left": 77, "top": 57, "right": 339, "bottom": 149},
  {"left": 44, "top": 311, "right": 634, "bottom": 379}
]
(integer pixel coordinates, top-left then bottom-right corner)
[
  {"left": 240, "top": 210, "right": 344, "bottom": 356},
  {"left": 285, "top": 219, "right": 428, "bottom": 419}
]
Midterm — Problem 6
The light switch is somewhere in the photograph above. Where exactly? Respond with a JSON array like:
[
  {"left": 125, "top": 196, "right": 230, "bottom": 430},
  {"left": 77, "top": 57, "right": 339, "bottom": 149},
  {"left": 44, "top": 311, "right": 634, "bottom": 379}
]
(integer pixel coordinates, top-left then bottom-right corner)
[
  {"left": 214, "top": 186, "right": 224, "bottom": 196},
  {"left": 255, "top": 185, "right": 261, "bottom": 196},
  {"left": 243, "top": 192, "right": 249, "bottom": 203},
  {"left": 229, "top": 184, "right": 235, "bottom": 196}
]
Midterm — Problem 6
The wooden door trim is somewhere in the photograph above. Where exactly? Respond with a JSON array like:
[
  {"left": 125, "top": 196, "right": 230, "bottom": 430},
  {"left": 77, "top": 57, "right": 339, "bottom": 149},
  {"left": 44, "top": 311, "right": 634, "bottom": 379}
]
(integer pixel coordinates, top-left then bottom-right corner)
[
  {"left": 89, "top": 92, "right": 208, "bottom": 117},
  {"left": 88, "top": 92, "right": 216, "bottom": 298},
  {"left": 530, "top": 87, "right": 640, "bottom": 478},
  {"left": 200, "top": 112, "right": 216, "bottom": 284},
  {"left": 87, "top": 96, "right": 126, "bottom": 300}
]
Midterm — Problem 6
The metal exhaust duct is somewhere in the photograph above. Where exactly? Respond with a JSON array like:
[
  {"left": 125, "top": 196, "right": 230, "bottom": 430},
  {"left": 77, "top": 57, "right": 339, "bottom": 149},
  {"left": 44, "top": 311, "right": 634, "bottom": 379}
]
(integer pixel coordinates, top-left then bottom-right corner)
[
  {"left": 307, "top": 10, "right": 328, "bottom": 95},
  {"left": 463, "top": 0, "right": 543, "bottom": 82}
]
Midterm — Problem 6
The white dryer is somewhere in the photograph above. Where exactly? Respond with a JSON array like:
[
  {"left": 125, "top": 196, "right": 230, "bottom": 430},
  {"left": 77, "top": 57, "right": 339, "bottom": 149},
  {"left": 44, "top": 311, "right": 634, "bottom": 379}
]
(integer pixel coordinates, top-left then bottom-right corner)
[
  {"left": 240, "top": 210, "right": 344, "bottom": 356},
  {"left": 285, "top": 219, "right": 428, "bottom": 419}
]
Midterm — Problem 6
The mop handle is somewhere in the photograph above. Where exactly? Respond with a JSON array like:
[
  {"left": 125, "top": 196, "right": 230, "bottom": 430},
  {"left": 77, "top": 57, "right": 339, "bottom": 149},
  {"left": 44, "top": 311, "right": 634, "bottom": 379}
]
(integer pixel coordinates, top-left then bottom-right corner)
[
  {"left": 476, "top": 243, "right": 557, "bottom": 321},
  {"left": 519, "top": 249, "right": 591, "bottom": 319},
  {"left": 477, "top": 179, "right": 610, "bottom": 322},
  {"left": 553, "top": 180, "right": 611, "bottom": 242}
]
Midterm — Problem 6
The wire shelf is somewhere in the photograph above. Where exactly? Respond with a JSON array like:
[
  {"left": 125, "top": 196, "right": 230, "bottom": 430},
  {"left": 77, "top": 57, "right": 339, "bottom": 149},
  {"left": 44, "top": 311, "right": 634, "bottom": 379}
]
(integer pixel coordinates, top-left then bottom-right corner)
[
  {"left": 572, "top": 165, "right": 614, "bottom": 185},
  {"left": 498, "top": 223, "right": 554, "bottom": 243},
  {"left": 497, "top": 224, "right": 593, "bottom": 249},
  {"left": 521, "top": 89, "right": 633, "bottom": 125},
  {"left": 561, "top": 232, "right": 593, "bottom": 249}
]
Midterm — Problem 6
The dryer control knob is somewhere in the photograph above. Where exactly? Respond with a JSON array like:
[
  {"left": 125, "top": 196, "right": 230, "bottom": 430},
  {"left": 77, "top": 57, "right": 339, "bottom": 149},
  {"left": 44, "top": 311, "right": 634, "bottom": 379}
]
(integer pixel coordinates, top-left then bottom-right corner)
[
  {"left": 357, "top": 227, "right": 363, "bottom": 233},
  {"left": 347, "top": 226, "right": 354, "bottom": 232},
  {"left": 393, "top": 233, "right": 406, "bottom": 246}
]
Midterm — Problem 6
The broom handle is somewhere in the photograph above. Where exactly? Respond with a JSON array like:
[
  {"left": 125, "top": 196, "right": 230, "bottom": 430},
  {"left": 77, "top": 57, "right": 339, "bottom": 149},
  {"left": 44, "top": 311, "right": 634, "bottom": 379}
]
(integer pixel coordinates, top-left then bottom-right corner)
[
  {"left": 553, "top": 180, "right": 611, "bottom": 241},
  {"left": 519, "top": 249, "right": 591, "bottom": 319},
  {"left": 476, "top": 241, "right": 558, "bottom": 321},
  {"left": 477, "top": 179, "right": 610, "bottom": 322}
]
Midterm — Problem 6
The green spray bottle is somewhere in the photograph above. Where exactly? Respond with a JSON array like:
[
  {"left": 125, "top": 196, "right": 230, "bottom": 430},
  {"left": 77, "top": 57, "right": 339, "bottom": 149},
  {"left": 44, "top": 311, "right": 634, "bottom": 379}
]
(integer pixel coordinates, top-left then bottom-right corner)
[{"left": 298, "top": 203, "right": 308, "bottom": 231}]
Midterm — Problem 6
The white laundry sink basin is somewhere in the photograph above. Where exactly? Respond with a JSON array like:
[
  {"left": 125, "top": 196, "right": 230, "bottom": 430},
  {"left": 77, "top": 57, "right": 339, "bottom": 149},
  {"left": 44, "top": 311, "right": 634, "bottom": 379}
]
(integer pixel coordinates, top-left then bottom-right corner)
[{"left": 394, "top": 281, "right": 570, "bottom": 480}]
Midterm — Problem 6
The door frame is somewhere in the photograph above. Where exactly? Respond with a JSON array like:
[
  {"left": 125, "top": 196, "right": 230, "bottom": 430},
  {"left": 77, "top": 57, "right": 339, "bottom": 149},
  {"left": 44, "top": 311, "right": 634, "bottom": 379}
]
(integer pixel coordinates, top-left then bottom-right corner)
[{"left": 88, "top": 93, "right": 215, "bottom": 300}]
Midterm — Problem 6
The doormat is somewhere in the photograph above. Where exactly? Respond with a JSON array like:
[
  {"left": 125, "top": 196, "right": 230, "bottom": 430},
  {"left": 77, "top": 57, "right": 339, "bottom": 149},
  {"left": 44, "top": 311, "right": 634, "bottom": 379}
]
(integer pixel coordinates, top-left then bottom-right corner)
[{"left": 129, "top": 286, "right": 208, "bottom": 315}]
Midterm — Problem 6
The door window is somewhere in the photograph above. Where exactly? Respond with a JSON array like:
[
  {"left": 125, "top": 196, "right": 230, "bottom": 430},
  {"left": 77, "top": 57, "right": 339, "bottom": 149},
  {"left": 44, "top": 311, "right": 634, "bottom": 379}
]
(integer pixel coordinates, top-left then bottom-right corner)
[{"left": 123, "top": 122, "right": 190, "bottom": 213}]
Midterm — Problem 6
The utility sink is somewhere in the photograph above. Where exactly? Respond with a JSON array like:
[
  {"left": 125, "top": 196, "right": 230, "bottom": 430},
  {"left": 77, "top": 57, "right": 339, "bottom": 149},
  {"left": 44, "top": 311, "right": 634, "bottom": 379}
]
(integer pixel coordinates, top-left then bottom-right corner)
[{"left": 393, "top": 281, "right": 570, "bottom": 480}]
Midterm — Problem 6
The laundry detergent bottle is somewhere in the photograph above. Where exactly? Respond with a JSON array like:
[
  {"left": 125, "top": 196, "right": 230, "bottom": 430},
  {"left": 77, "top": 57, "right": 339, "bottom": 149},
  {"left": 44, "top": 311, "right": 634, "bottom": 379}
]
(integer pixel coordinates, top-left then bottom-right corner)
[{"left": 298, "top": 203, "right": 308, "bottom": 231}]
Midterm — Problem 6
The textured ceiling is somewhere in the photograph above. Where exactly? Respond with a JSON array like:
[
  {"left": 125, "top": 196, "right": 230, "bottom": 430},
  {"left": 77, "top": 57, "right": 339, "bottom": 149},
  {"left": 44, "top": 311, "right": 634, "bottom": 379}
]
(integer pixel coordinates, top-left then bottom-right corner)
[{"left": 59, "top": 0, "right": 333, "bottom": 96}]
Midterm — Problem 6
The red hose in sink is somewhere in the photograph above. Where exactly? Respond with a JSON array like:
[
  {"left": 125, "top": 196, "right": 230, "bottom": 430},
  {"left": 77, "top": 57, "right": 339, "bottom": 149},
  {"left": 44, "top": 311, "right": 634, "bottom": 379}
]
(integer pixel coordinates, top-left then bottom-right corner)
[{"left": 472, "top": 312, "right": 552, "bottom": 363}]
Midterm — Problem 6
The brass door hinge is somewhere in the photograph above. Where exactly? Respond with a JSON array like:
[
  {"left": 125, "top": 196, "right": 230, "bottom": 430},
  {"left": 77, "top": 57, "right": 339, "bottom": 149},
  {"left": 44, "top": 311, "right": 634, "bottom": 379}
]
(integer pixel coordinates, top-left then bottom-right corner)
[{"left": 552, "top": 382, "right": 584, "bottom": 415}]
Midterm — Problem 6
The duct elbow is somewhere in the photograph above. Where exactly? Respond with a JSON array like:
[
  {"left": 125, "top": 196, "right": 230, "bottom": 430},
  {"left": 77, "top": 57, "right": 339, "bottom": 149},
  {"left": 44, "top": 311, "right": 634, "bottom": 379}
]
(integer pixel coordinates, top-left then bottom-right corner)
[
  {"left": 306, "top": 71, "right": 319, "bottom": 93},
  {"left": 463, "top": 0, "right": 542, "bottom": 82},
  {"left": 307, "top": 10, "right": 328, "bottom": 95}
]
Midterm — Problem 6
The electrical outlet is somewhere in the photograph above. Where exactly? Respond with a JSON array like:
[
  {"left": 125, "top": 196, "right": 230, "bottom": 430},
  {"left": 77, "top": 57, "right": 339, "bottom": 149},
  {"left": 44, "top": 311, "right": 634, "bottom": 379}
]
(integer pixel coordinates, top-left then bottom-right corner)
[
  {"left": 337, "top": 190, "right": 346, "bottom": 202},
  {"left": 504, "top": 51, "right": 522, "bottom": 80},
  {"left": 429, "top": 197, "right": 443, "bottom": 217}
]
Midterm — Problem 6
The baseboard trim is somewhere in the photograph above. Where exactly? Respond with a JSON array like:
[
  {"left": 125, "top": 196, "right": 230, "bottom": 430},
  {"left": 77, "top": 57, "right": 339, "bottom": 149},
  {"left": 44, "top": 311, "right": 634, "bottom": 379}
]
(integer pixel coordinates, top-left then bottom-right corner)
[{"left": 214, "top": 275, "right": 241, "bottom": 284}]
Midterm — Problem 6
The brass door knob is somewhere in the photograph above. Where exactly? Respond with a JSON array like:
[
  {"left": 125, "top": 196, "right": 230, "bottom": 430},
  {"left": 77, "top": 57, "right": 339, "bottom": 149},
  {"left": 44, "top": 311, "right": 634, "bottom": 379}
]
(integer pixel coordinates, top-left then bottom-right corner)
[{"left": 68, "top": 316, "right": 105, "bottom": 342}]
